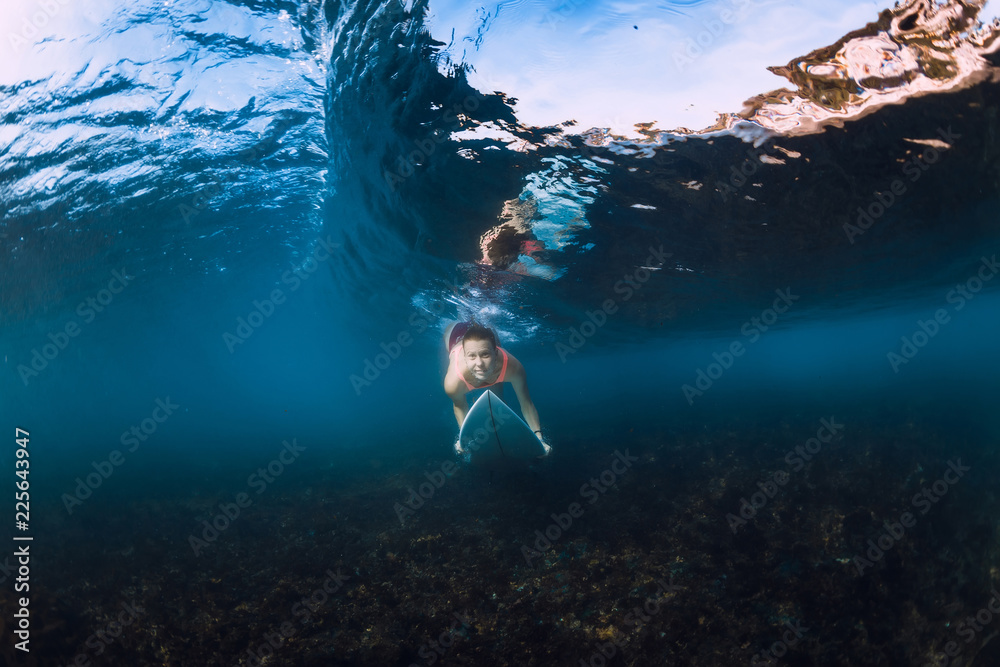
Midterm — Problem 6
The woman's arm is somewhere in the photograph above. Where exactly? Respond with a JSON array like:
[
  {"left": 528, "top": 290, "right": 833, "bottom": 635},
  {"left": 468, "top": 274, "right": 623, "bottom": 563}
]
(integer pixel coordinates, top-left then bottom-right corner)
[
  {"left": 452, "top": 398, "right": 469, "bottom": 428},
  {"left": 444, "top": 373, "right": 469, "bottom": 428},
  {"left": 508, "top": 357, "right": 541, "bottom": 434},
  {"left": 509, "top": 359, "right": 550, "bottom": 454}
]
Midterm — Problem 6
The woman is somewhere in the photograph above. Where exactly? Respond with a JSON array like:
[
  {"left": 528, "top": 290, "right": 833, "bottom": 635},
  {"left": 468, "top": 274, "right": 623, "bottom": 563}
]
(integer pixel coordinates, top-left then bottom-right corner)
[{"left": 443, "top": 322, "right": 550, "bottom": 455}]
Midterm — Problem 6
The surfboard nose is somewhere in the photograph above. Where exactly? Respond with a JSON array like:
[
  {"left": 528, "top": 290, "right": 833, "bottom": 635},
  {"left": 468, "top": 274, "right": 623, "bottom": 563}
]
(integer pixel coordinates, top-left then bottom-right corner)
[{"left": 459, "top": 390, "right": 546, "bottom": 467}]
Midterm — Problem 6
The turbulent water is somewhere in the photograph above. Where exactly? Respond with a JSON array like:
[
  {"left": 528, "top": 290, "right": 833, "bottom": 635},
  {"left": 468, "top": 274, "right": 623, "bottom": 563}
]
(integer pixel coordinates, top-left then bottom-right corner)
[{"left": 3, "top": 0, "right": 1000, "bottom": 665}]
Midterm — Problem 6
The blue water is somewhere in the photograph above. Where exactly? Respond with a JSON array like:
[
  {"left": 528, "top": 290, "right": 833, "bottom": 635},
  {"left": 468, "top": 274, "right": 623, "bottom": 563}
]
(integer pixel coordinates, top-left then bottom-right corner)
[{"left": 3, "top": 0, "right": 1000, "bottom": 664}]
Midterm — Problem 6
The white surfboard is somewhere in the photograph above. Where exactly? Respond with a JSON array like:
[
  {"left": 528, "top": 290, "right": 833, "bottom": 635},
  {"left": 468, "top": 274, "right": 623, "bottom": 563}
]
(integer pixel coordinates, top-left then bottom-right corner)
[{"left": 459, "top": 390, "right": 546, "bottom": 467}]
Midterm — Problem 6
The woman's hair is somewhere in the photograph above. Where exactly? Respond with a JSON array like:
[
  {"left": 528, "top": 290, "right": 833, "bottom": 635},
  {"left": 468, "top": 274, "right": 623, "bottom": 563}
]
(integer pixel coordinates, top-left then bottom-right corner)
[{"left": 462, "top": 323, "right": 498, "bottom": 349}]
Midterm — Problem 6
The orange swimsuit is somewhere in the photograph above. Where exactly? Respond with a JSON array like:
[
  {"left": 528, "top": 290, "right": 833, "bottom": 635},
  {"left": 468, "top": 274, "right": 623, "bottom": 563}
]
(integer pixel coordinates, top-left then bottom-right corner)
[{"left": 450, "top": 346, "right": 509, "bottom": 391}]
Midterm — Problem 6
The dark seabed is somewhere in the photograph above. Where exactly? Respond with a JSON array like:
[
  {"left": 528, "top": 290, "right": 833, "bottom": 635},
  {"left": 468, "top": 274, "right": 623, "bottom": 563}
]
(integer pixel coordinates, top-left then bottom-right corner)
[{"left": 3, "top": 0, "right": 1000, "bottom": 665}]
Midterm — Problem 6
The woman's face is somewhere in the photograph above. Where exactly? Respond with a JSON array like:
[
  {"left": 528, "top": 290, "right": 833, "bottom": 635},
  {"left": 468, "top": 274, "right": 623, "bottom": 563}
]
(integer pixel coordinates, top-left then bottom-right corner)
[{"left": 462, "top": 338, "right": 495, "bottom": 380}]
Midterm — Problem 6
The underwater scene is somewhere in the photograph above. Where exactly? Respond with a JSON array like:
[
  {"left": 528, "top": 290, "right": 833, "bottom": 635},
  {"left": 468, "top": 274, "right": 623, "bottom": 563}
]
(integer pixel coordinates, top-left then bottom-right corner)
[{"left": 4, "top": 0, "right": 1000, "bottom": 664}]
